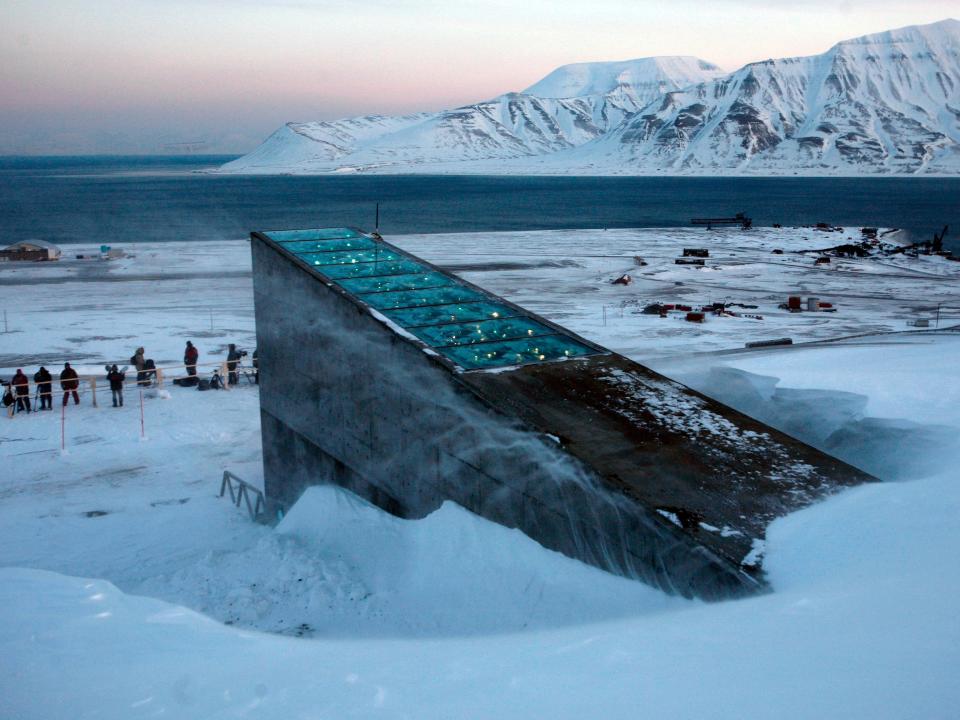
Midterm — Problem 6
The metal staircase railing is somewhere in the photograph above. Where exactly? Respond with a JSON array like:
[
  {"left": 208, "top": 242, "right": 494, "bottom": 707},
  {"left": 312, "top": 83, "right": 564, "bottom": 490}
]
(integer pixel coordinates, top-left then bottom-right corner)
[{"left": 219, "top": 470, "right": 268, "bottom": 523}]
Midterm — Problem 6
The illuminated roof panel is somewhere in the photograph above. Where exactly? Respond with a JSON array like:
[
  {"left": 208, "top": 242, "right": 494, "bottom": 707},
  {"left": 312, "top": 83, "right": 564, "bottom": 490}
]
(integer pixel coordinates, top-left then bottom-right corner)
[
  {"left": 277, "top": 238, "right": 377, "bottom": 254},
  {"left": 381, "top": 302, "right": 520, "bottom": 327},
  {"left": 361, "top": 285, "right": 485, "bottom": 310},
  {"left": 260, "top": 227, "right": 603, "bottom": 371},
  {"left": 341, "top": 271, "right": 453, "bottom": 295},
  {"left": 414, "top": 317, "right": 555, "bottom": 348},
  {"left": 320, "top": 259, "right": 425, "bottom": 280},
  {"left": 267, "top": 228, "right": 363, "bottom": 242},
  {"left": 295, "top": 249, "right": 404, "bottom": 266},
  {"left": 442, "top": 335, "right": 597, "bottom": 370}
]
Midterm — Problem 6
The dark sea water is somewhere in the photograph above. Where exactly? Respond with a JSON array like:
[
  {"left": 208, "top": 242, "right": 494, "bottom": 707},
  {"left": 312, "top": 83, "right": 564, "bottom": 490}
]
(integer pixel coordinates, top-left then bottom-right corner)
[{"left": 1, "top": 155, "right": 958, "bottom": 251}]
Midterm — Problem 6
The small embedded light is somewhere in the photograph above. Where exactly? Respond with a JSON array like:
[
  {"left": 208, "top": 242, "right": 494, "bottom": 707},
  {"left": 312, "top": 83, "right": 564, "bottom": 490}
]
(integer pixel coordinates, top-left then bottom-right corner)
[
  {"left": 491, "top": 312, "right": 500, "bottom": 318},
  {"left": 539, "top": 355, "right": 546, "bottom": 360}
]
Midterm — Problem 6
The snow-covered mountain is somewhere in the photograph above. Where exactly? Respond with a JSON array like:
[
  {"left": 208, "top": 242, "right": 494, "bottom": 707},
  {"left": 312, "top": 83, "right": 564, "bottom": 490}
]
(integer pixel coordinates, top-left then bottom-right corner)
[
  {"left": 218, "top": 20, "right": 960, "bottom": 175},
  {"left": 217, "top": 56, "right": 725, "bottom": 174},
  {"left": 524, "top": 56, "right": 724, "bottom": 101},
  {"left": 566, "top": 19, "right": 960, "bottom": 175}
]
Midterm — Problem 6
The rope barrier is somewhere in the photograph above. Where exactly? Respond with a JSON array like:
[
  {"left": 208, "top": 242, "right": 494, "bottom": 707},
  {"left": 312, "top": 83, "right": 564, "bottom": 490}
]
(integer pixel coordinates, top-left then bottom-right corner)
[
  {"left": 2, "top": 359, "right": 256, "bottom": 409},
  {"left": 4, "top": 359, "right": 256, "bottom": 421},
  {"left": 5, "top": 364, "right": 258, "bottom": 454}
]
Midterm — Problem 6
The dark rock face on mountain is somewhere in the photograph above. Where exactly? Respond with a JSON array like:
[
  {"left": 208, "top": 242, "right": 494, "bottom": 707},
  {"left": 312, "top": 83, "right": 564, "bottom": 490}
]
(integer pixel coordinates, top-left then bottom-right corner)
[
  {"left": 582, "top": 20, "right": 960, "bottom": 174},
  {"left": 221, "top": 20, "right": 960, "bottom": 175}
]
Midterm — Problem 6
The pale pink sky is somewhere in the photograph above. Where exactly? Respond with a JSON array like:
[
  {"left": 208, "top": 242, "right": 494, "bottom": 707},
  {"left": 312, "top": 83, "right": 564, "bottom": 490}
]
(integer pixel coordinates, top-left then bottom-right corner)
[{"left": 0, "top": 0, "right": 955, "bottom": 154}]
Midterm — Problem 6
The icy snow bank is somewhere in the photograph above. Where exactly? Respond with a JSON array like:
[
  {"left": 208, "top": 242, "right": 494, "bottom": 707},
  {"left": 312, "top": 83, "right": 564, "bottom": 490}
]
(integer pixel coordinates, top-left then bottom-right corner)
[
  {"left": 655, "top": 335, "right": 960, "bottom": 480},
  {"left": 276, "top": 485, "right": 682, "bottom": 635},
  {"left": 3, "top": 464, "right": 959, "bottom": 719},
  {"left": 132, "top": 484, "right": 681, "bottom": 638}
]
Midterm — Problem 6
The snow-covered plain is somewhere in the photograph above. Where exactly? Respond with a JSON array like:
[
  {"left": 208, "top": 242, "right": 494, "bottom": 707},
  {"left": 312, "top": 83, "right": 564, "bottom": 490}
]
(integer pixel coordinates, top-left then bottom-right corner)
[{"left": 2, "top": 226, "right": 959, "bottom": 718}]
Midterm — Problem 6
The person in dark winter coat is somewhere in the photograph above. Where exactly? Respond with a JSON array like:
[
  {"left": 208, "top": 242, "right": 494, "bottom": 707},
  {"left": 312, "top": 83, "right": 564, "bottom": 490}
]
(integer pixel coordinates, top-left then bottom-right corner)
[
  {"left": 106, "top": 365, "right": 125, "bottom": 407},
  {"left": 60, "top": 362, "right": 80, "bottom": 406},
  {"left": 12, "top": 369, "right": 31, "bottom": 413},
  {"left": 184, "top": 341, "right": 199, "bottom": 377},
  {"left": 131, "top": 347, "right": 147, "bottom": 386},
  {"left": 34, "top": 367, "right": 52, "bottom": 410},
  {"left": 252, "top": 348, "right": 259, "bottom": 384},
  {"left": 1, "top": 382, "right": 13, "bottom": 413},
  {"left": 226, "top": 344, "right": 242, "bottom": 386}
]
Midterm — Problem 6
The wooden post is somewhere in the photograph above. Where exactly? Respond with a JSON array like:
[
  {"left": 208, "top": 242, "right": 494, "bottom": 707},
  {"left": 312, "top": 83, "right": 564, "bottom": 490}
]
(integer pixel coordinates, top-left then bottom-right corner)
[
  {"left": 90, "top": 377, "right": 97, "bottom": 408},
  {"left": 222, "top": 361, "right": 230, "bottom": 390},
  {"left": 156, "top": 368, "right": 164, "bottom": 388}
]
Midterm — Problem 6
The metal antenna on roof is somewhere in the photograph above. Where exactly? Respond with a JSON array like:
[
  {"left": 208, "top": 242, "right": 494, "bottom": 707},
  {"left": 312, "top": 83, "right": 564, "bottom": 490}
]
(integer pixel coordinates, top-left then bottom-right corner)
[{"left": 375, "top": 202, "right": 380, "bottom": 233}]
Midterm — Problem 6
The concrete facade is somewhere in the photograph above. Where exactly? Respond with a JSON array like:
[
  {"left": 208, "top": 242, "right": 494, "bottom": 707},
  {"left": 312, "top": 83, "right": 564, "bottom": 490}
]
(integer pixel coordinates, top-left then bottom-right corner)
[{"left": 252, "top": 230, "right": 874, "bottom": 601}]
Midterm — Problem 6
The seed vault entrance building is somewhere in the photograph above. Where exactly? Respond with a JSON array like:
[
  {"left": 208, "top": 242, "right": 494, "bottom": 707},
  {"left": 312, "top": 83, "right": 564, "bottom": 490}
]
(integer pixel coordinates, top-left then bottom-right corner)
[{"left": 251, "top": 227, "right": 873, "bottom": 600}]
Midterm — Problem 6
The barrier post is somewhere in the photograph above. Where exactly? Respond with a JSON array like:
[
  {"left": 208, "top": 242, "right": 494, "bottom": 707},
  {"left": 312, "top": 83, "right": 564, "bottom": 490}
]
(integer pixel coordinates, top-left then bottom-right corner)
[
  {"left": 139, "top": 389, "right": 145, "bottom": 438},
  {"left": 90, "top": 377, "right": 97, "bottom": 408},
  {"left": 61, "top": 402, "right": 65, "bottom": 451},
  {"left": 222, "top": 361, "right": 230, "bottom": 390},
  {"left": 156, "top": 368, "right": 164, "bottom": 388}
]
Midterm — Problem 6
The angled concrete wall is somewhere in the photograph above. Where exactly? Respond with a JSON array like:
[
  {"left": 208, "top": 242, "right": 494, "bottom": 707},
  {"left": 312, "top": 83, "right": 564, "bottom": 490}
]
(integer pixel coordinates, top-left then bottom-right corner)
[
  {"left": 252, "top": 236, "right": 760, "bottom": 600},
  {"left": 252, "top": 231, "right": 874, "bottom": 601}
]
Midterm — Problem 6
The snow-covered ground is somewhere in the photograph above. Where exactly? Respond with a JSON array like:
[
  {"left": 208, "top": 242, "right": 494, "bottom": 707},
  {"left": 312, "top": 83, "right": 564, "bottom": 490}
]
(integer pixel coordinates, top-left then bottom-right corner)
[{"left": 2, "top": 227, "right": 959, "bottom": 718}]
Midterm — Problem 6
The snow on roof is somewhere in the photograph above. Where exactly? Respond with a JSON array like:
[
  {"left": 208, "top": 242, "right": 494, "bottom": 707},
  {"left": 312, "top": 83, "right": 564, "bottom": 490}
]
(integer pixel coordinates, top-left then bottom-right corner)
[{"left": 3, "top": 239, "right": 61, "bottom": 253}]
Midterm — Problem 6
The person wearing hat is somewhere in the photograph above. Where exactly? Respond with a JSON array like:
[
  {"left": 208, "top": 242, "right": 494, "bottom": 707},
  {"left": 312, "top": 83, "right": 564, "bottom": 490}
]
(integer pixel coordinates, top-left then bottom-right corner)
[{"left": 130, "top": 347, "right": 146, "bottom": 386}]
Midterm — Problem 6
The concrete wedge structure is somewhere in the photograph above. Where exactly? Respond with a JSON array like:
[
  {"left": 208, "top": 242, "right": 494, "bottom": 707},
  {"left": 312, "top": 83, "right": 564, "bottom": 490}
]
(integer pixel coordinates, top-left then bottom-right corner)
[{"left": 251, "top": 227, "right": 875, "bottom": 600}]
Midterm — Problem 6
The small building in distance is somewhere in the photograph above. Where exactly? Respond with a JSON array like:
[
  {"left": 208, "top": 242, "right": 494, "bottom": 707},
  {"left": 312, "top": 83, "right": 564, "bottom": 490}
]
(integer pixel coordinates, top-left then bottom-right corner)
[{"left": 0, "top": 239, "right": 61, "bottom": 262}]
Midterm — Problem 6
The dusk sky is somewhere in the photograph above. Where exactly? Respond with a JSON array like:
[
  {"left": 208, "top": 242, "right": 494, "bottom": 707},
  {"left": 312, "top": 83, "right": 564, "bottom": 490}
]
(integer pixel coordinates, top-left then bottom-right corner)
[{"left": 1, "top": 0, "right": 956, "bottom": 154}]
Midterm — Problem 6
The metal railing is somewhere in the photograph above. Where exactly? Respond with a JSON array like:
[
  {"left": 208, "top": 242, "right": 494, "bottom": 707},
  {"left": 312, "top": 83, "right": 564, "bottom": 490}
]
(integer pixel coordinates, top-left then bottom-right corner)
[{"left": 219, "top": 470, "right": 267, "bottom": 523}]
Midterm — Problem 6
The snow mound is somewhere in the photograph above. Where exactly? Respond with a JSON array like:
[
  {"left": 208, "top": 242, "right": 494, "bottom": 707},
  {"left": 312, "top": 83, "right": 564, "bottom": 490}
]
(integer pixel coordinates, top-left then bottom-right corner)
[
  {"left": 135, "top": 485, "right": 679, "bottom": 639},
  {"left": 271, "top": 485, "right": 680, "bottom": 636},
  {"left": 3, "top": 466, "right": 959, "bottom": 719}
]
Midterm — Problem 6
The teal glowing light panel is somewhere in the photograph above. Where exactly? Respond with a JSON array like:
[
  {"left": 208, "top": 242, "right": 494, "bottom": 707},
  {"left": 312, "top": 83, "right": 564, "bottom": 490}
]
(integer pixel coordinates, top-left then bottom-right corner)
[{"left": 264, "top": 228, "right": 601, "bottom": 370}]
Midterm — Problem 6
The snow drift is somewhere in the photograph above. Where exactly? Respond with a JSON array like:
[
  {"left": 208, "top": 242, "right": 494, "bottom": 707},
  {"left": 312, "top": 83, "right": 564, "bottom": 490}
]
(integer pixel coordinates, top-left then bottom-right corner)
[{"left": 3, "top": 464, "right": 958, "bottom": 719}]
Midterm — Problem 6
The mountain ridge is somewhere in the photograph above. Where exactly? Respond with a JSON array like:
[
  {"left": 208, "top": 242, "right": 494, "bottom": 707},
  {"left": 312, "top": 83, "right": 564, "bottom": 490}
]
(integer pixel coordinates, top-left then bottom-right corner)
[{"left": 218, "top": 19, "right": 960, "bottom": 176}]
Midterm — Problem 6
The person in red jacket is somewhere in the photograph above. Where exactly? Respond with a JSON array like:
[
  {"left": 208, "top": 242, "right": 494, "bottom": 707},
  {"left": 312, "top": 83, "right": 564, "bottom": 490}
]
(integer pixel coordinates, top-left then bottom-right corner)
[
  {"left": 184, "top": 341, "right": 199, "bottom": 377},
  {"left": 12, "top": 369, "right": 31, "bottom": 413},
  {"left": 60, "top": 362, "right": 80, "bottom": 406}
]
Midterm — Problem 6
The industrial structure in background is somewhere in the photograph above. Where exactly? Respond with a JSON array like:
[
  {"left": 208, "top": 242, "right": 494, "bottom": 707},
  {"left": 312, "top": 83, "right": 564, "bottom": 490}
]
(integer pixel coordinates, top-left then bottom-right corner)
[
  {"left": 250, "top": 227, "right": 874, "bottom": 601},
  {"left": 0, "top": 240, "right": 61, "bottom": 262}
]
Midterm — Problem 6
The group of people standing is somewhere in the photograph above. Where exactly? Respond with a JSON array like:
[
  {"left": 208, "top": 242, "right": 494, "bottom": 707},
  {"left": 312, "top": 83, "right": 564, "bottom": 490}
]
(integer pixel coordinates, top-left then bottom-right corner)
[
  {"left": 4, "top": 340, "right": 256, "bottom": 416},
  {"left": 4, "top": 363, "right": 79, "bottom": 413}
]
